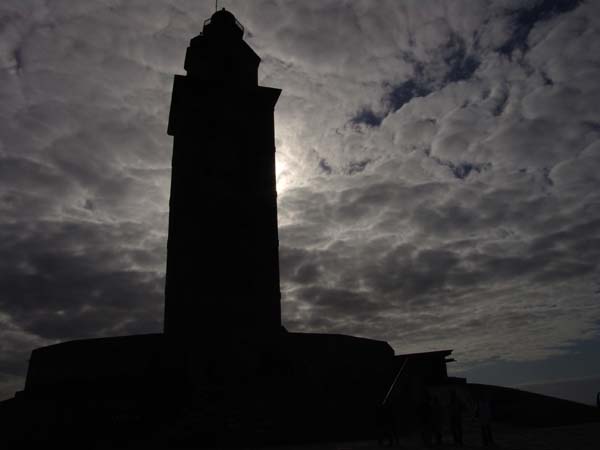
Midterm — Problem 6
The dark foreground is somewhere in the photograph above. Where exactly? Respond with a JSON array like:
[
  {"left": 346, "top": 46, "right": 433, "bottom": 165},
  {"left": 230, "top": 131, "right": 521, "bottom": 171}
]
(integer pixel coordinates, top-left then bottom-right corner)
[
  {"left": 68, "top": 419, "right": 600, "bottom": 449},
  {"left": 3, "top": 383, "right": 599, "bottom": 449},
  {"left": 279, "top": 420, "right": 600, "bottom": 450},
  {"left": 2, "top": 414, "right": 599, "bottom": 449}
]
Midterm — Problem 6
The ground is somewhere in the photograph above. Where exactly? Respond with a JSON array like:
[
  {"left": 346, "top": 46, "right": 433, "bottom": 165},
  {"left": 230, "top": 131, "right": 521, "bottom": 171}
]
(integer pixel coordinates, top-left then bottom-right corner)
[{"left": 275, "top": 419, "right": 600, "bottom": 450}]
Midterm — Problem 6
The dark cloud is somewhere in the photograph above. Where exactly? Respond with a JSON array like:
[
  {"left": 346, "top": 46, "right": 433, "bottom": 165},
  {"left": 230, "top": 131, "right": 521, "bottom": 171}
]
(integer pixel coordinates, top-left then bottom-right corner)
[
  {"left": 351, "top": 109, "right": 383, "bottom": 128},
  {"left": 350, "top": 31, "right": 480, "bottom": 129},
  {"left": 498, "top": 0, "right": 585, "bottom": 56},
  {"left": 431, "top": 158, "right": 492, "bottom": 180},
  {"left": 0, "top": 220, "right": 165, "bottom": 339},
  {"left": 387, "top": 79, "right": 433, "bottom": 113},
  {"left": 318, "top": 158, "right": 333, "bottom": 175},
  {"left": 442, "top": 35, "right": 480, "bottom": 83},
  {"left": 347, "top": 159, "right": 372, "bottom": 175}
]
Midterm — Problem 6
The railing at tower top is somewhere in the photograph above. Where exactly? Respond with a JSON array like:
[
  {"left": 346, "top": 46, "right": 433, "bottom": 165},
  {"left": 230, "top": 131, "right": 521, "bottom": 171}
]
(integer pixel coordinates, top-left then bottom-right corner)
[
  {"left": 381, "top": 358, "right": 408, "bottom": 406},
  {"left": 203, "top": 17, "right": 245, "bottom": 33}
]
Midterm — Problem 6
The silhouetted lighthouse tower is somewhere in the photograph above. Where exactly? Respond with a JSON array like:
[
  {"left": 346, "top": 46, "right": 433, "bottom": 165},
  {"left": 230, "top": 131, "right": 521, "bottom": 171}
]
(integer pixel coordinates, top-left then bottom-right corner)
[
  {"left": 10, "top": 9, "right": 458, "bottom": 445},
  {"left": 164, "top": 9, "right": 282, "bottom": 340}
]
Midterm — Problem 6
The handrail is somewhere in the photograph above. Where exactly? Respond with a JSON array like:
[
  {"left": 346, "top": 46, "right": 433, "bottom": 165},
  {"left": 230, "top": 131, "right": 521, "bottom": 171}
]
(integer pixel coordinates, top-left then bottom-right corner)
[
  {"left": 202, "top": 17, "right": 244, "bottom": 33},
  {"left": 381, "top": 358, "right": 408, "bottom": 406}
]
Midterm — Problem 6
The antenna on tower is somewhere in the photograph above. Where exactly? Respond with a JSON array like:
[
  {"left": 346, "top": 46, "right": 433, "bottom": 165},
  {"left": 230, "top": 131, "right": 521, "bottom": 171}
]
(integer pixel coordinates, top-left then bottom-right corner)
[{"left": 215, "top": 0, "right": 218, "bottom": 12}]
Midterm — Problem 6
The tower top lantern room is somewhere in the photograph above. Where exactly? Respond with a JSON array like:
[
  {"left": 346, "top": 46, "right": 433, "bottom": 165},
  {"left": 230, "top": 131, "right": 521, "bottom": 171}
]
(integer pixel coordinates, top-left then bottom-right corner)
[{"left": 183, "top": 8, "right": 260, "bottom": 86}]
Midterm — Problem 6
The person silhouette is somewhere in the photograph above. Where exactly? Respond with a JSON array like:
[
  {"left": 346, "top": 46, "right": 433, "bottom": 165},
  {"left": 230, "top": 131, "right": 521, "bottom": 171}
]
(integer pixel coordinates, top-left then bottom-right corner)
[
  {"left": 418, "top": 390, "right": 433, "bottom": 447},
  {"left": 449, "top": 389, "right": 464, "bottom": 446},
  {"left": 431, "top": 395, "right": 443, "bottom": 445},
  {"left": 376, "top": 402, "right": 398, "bottom": 447},
  {"left": 476, "top": 394, "right": 493, "bottom": 447}
]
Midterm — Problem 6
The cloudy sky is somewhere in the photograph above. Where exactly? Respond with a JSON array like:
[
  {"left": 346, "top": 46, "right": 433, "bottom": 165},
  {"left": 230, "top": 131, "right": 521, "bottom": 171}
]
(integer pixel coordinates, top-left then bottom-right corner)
[{"left": 1, "top": 0, "right": 599, "bottom": 402}]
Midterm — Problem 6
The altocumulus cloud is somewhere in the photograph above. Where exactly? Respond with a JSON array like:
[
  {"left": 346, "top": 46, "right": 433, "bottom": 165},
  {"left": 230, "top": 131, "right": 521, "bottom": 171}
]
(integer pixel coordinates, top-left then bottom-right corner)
[{"left": 1, "top": 0, "right": 599, "bottom": 398}]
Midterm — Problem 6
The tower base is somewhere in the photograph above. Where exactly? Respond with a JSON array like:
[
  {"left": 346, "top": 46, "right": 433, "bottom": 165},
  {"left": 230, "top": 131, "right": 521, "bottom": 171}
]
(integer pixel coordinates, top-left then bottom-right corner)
[{"left": 4, "top": 331, "right": 403, "bottom": 447}]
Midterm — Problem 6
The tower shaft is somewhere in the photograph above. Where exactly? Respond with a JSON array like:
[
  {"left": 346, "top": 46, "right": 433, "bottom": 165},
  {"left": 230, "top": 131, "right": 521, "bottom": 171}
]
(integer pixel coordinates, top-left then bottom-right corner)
[{"left": 164, "top": 12, "right": 281, "bottom": 341}]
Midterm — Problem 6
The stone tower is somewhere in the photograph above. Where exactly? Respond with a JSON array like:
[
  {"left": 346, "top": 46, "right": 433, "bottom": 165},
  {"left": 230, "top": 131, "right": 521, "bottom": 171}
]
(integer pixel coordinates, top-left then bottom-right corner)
[
  {"left": 9, "top": 10, "right": 458, "bottom": 447},
  {"left": 164, "top": 9, "right": 282, "bottom": 342}
]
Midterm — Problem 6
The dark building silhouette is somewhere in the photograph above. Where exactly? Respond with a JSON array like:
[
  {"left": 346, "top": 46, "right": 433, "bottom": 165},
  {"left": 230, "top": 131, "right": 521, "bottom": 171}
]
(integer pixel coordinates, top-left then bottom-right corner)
[
  {"left": 164, "top": 9, "right": 282, "bottom": 341},
  {"left": 0, "top": 9, "right": 540, "bottom": 447}
]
